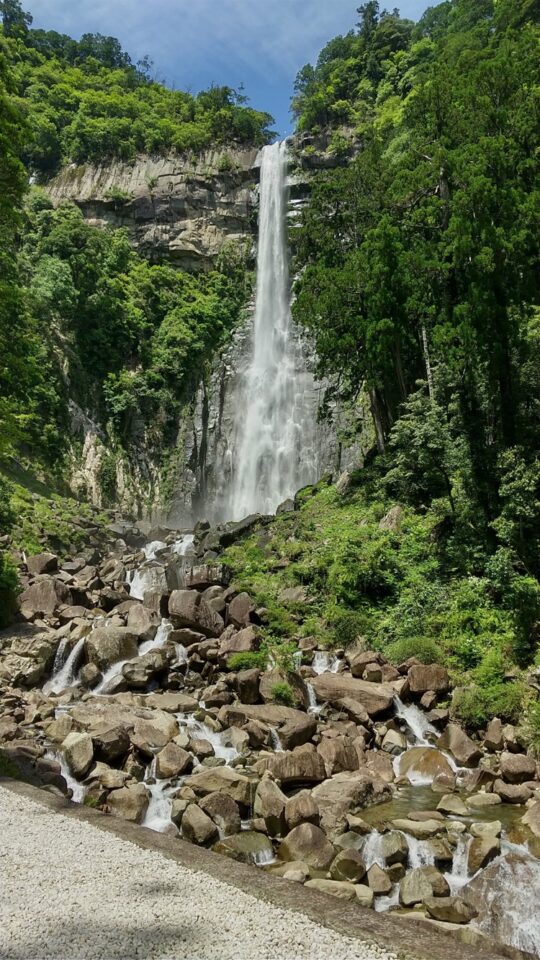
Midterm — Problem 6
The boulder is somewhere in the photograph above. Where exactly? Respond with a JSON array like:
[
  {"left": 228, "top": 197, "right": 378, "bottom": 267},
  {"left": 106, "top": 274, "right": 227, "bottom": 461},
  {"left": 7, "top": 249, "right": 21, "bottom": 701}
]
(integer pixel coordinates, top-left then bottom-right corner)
[
  {"left": 27, "top": 552, "right": 58, "bottom": 575},
  {"left": 367, "top": 863, "right": 393, "bottom": 895},
  {"left": 310, "top": 674, "right": 393, "bottom": 717},
  {"left": 182, "top": 803, "right": 219, "bottom": 846},
  {"left": 484, "top": 717, "right": 504, "bottom": 752},
  {"left": 91, "top": 722, "right": 130, "bottom": 762},
  {"left": 19, "top": 579, "right": 71, "bottom": 619},
  {"left": 466, "top": 792, "right": 502, "bottom": 810},
  {"left": 381, "top": 831, "right": 409, "bottom": 866},
  {"left": 436, "top": 794, "right": 468, "bottom": 816},
  {"left": 424, "top": 896, "right": 477, "bottom": 925},
  {"left": 499, "top": 751, "right": 537, "bottom": 785},
  {"left": 168, "top": 590, "right": 224, "bottom": 638},
  {"left": 130, "top": 713, "right": 179, "bottom": 757},
  {"left": 285, "top": 790, "right": 320, "bottom": 831},
  {"left": 62, "top": 731, "right": 93, "bottom": 778},
  {"left": 408, "top": 664, "right": 449, "bottom": 695},
  {"left": 468, "top": 836, "right": 500, "bottom": 873},
  {"left": 227, "top": 592, "right": 255, "bottom": 628},
  {"left": 85, "top": 627, "right": 139, "bottom": 671},
  {"left": 312, "top": 771, "right": 391, "bottom": 837},
  {"left": 218, "top": 625, "right": 259, "bottom": 658},
  {"left": 213, "top": 832, "right": 274, "bottom": 864},
  {"left": 126, "top": 604, "right": 159, "bottom": 641},
  {"left": 199, "top": 793, "right": 241, "bottom": 836},
  {"left": 255, "top": 747, "right": 326, "bottom": 787},
  {"left": 400, "top": 866, "right": 448, "bottom": 906},
  {"left": 522, "top": 800, "right": 540, "bottom": 838},
  {"left": 318, "top": 737, "right": 359, "bottom": 777},
  {"left": 330, "top": 849, "right": 366, "bottom": 883},
  {"left": 236, "top": 669, "right": 261, "bottom": 704},
  {"left": 79, "top": 663, "right": 102, "bottom": 688},
  {"left": 184, "top": 766, "right": 253, "bottom": 808},
  {"left": 122, "top": 649, "right": 168, "bottom": 688},
  {"left": 155, "top": 741, "right": 192, "bottom": 779},
  {"left": 254, "top": 778, "right": 287, "bottom": 837},
  {"left": 381, "top": 729, "right": 407, "bottom": 756},
  {"left": 219, "top": 703, "right": 316, "bottom": 750},
  {"left": 185, "top": 565, "right": 224, "bottom": 590},
  {"left": 145, "top": 692, "right": 198, "bottom": 713},
  {"left": 278, "top": 823, "right": 335, "bottom": 871},
  {"left": 391, "top": 818, "right": 444, "bottom": 840},
  {"left": 107, "top": 783, "right": 149, "bottom": 824},
  {"left": 493, "top": 779, "right": 532, "bottom": 804},
  {"left": 437, "top": 723, "right": 482, "bottom": 767},
  {"left": 398, "top": 747, "right": 454, "bottom": 784}
]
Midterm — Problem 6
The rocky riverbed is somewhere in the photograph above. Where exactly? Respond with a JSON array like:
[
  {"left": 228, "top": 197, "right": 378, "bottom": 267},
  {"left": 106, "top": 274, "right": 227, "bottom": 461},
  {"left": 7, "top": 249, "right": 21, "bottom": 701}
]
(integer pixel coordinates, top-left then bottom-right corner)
[{"left": 1, "top": 516, "right": 540, "bottom": 957}]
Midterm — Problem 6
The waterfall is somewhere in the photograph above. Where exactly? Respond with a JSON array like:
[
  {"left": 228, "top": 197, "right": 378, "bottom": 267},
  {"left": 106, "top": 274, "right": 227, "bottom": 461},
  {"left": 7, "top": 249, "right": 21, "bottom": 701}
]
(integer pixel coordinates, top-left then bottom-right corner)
[
  {"left": 43, "top": 636, "right": 86, "bottom": 695},
  {"left": 227, "top": 140, "right": 320, "bottom": 520}
]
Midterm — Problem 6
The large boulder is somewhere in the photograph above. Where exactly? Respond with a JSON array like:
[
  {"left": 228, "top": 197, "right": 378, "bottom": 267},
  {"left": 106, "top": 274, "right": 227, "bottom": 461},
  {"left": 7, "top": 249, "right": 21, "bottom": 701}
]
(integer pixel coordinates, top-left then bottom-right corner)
[
  {"left": 312, "top": 771, "right": 391, "bottom": 837},
  {"left": 184, "top": 766, "right": 253, "bottom": 808},
  {"left": 330, "top": 849, "right": 366, "bottom": 883},
  {"left": 399, "top": 866, "right": 449, "bottom": 906},
  {"left": 168, "top": 590, "right": 224, "bottom": 638},
  {"left": 85, "top": 627, "right": 139, "bottom": 671},
  {"left": 0, "top": 631, "right": 56, "bottom": 687},
  {"left": 26, "top": 552, "right": 58, "bottom": 576},
  {"left": 309, "top": 674, "right": 393, "bottom": 717},
  {"left": 304, "top": 879, "right": 358, "bottom": 902},
  {"left": 126, "top": 604, "right": 159, "bottom": 642},
  {"left": 408, "top": 664, "right": 449, "bottom": 695},
  {"left": 218, "top": 625, "right": 259, "bottom": 658},
  {"left": 398, "top": 746, "right": 454, "bottom": 784},
  {"left": 91, "top": 722, "right": 130, "bottom": 762},
  {"left": 181, "top": 803, "right": 219, "bottom": 846},
  {"left": 285, "top": 790, "right": 320, "bottom": 831},
  {"left": 499, "top": 751, "right": 537, "bottom": 784},
  {"left": 227, "top": 592, "right": 255, "bottom": 628},
  {"left": 468, "top": 836, "right": 500, "bottom": 873},
  {"left": 107, "top": 783, "right": 149, "bottom": 824},
  {"left": 522, "top": 800, "right": 540, "bottom": 838},
  {"left": 317, "top": 737, "right": 359, "bottom": 777},
  {"left": 437, "top": 723, "right": 482, "bottom": 766},
  {"left": 255, "top": 746, "right": 326, "bottom": 787},
  {"left": 218, "top": 704, "right": 316, "bottom": 750},
  {"left": 464, "top": 854, "right": 540, "bottom": 949},
  {"left": 19, "top": 578, "right": 71, "bottom": 619},
  {"left": 62, "top": 731, "right": 94, "bottom": 778},
  {"left": 121, "top": 649, "right": 168, "bottom": 688},
  {"left": 254, "top": 777, "right": 287, "bottom": 837},
  {"left": 213, "top": 832, "right": 274, "bottom": 864},
  {"left": 199, "top": 793, "right": 241, "bottom": 836},
  {"left": 155, "top": 741, "right": 192, "bottom": 779},
  {"left": 278, "top": 823, "right": 335, "bottom": 871},
  {"left": 130, "top": 712, "right": 179, "bottom": 757},
  {"left": 424, "top": 896, "right": 477, "bottom": 925}
]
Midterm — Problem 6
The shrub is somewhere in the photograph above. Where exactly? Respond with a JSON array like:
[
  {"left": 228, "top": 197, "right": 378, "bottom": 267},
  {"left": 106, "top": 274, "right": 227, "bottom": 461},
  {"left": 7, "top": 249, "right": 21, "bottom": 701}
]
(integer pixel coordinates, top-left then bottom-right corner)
[
  {"left": 385, "top": 636, "right": 442, "bottom": 665},
  {"left": 452, "top": 681, "right": 525, "bottom": 730},
  {"left": 228, "top": 651, "right": 267, "bottom": 671},
  {"left": 270, "top": 681, "right": 295, "bottom": 706},
  {"left": 332, "top": 610, "right": 369, "bottom": 648}
]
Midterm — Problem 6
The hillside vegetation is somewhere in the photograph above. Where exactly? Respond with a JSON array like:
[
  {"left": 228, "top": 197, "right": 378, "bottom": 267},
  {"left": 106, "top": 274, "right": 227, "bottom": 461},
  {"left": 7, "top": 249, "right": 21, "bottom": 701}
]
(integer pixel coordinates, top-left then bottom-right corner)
[{"left": 284, "top": 0, "right": 540, "bottom": 732}]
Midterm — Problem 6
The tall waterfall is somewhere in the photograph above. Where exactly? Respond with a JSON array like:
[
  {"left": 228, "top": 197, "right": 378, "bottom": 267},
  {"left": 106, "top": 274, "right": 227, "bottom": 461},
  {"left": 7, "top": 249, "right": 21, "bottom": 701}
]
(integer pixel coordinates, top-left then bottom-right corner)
[{"left": 227, "top": 140, "right": 320, "bottom": 520}]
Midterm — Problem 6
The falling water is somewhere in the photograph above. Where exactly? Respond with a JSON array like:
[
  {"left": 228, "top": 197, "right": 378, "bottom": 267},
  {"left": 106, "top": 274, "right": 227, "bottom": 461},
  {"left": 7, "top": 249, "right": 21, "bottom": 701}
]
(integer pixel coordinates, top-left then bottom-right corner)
[
  {"left": 393, "top": 695, "right": 437, "bottom": 746},
  {"left": 228, "top": 140, "right": 320, "bottom": 520},
  {"left": 312, "top": 651, "right": 342, "bottom": 675},
  {"left": 43, "top": 636, "right": 86, "bottom": 695}
]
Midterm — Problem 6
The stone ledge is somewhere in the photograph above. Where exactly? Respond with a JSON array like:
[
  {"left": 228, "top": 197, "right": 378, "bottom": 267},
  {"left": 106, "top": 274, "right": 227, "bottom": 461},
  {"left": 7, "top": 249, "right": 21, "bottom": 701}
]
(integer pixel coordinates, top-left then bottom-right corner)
[{"left": 0, "top": 778, "right": 529, "bottom": 960}]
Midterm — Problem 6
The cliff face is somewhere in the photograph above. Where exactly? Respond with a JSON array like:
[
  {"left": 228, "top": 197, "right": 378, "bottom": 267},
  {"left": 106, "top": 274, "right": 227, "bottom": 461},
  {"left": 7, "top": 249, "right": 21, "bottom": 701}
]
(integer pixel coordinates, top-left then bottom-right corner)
[
  {"left": 46, "top": 145, "right": 260, "bottom": 270},
  {"left": 46, "top": 138, "right": 366, "bottom": 522}
]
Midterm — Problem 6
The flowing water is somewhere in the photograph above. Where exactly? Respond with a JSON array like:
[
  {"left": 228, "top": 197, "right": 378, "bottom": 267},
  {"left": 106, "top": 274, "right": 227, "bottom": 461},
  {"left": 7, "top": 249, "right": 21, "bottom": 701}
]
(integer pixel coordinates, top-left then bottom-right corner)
[
  {"left": 43, "top": 636, "right": 86, "bottom": 695},
  {"left": 226, "top": 141, "right": 321, "bottom": 521},
  {"left": 312, "top": 651, "right": 342, "bottom": 675}
]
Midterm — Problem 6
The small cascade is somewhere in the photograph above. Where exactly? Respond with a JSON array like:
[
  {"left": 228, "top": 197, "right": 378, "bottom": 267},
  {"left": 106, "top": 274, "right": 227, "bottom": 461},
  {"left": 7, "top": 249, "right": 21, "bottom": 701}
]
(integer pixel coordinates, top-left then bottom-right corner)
[
  {"left": 445, "top": 834, "right": 472, "bottom": 893},
  {"left": 182, "top": 716, "right": 239, "bottom": 764},
  {"left": 393, "top": 695, "right": 437, "bottom": 746},
  {"left": 268, "top": 727, "right": 285, "bottom": 753},
  {"left": 407, "top": 836, "right": 436, "bottom": 869},
  {"left": 362, "top": 830, "right": 385, "bottom": 868},
  {"left": 43, "top": 636, "right": 86, "bottom": 695},
  {"left": 142, "top": 759, "right": 175, "bottom": 833},
  {"left": 306, "top": 682, "right": 322, "bottom": 716},
  {"left": 143, "top": 540, "right": 167, "bottom": 561},
  {"left": 128, "top": 564, "right": 167, "bottom": 602},
  {"left": 45, "top": 749, "right": 85, "bottom": 803},
  {"left": 173, "top": 533, "right": 195, "bottom": 556},
  {"left": 312, "top": 651, "right": 341, "bottom": 675}
]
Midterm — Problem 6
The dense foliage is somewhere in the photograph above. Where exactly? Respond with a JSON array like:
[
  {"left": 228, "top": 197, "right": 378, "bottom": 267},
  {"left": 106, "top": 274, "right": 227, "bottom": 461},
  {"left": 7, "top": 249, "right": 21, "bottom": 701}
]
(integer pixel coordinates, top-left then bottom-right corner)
[
  {"left": 290, "top": 0, "right": 540, "bottom": 728},
  {"left": 1, "top": 1, "right": 273, "bottom": 175}
]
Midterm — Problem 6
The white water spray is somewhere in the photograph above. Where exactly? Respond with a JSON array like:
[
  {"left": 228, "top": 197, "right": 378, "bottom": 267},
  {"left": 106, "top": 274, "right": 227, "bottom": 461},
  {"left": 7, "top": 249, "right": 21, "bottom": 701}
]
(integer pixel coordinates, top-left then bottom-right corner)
[{"left": 228, "top": 140, "right": 320, "bottom": 520}]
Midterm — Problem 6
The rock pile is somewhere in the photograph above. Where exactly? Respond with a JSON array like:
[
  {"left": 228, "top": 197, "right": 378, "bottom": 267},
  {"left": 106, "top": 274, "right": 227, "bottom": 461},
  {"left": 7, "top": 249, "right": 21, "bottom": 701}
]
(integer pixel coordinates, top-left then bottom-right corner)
[{"left": 1, "top": 523, "right": 539, "bottom": 944}]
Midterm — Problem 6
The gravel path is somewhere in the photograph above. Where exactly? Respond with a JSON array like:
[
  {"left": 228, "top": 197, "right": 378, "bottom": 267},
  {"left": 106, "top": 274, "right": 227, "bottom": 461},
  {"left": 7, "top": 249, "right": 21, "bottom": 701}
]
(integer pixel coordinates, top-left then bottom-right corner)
[{"left": 0, "top": 787, "right": 400, "bottom": 960}]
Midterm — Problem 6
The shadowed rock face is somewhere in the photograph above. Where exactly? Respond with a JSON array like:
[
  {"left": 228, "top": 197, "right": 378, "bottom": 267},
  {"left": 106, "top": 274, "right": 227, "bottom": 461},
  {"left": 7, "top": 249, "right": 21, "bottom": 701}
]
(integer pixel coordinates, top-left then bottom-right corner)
[{"left": 310, "top": 674, "right": 394, "bottom": 717}]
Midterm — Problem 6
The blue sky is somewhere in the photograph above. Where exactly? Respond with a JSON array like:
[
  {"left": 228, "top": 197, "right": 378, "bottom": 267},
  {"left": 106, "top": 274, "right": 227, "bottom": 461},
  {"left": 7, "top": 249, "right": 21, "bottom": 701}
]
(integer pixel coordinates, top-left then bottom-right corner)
[{"left": 30, "top": 1, "right": 431, "bottom": 136}]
